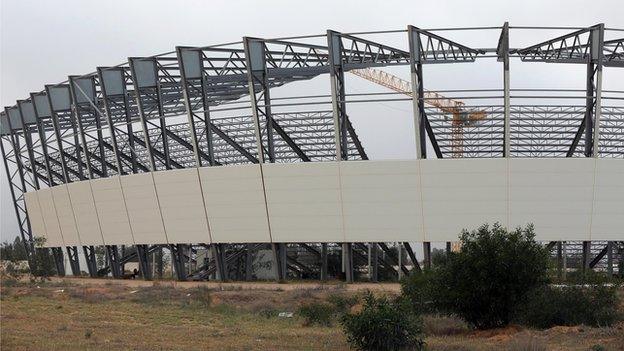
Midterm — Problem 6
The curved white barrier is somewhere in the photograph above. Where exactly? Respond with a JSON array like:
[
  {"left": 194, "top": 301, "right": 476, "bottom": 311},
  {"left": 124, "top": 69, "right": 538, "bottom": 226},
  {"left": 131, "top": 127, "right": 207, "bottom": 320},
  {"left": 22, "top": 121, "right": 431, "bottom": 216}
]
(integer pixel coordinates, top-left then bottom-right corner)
[{"left": 23, "top": 158, "right": 624, "bottom": 247}]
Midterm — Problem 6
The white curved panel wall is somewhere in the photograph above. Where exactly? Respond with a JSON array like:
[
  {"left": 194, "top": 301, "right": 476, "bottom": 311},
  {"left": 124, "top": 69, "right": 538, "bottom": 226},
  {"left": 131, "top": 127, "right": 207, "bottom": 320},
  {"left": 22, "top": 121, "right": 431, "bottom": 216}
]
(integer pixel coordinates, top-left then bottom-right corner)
[
  {"left": 199, "top": 165, "right": 270, "bottom": 243},
  {"left": 421, "top": 159, "right": 508, "bottom": 242},
  {"left": 51, "top": 185, "right": 81, "bottom": 246},
  {"left": 37, "top": 188, "right": 65, "bottom": 247},
  {"left": 24, "top": 191, "right": 46, "bottom": 242},
  {"left": 508, "top": 159, "right": 593, "bottom": 241},
  {"left": 591, "top": 160, "right": 624, "bottom": 240},
  {"left": 67, "top": 181, "right": 103, "bottom": 246},
  {"left": 91, "top": 177, "right": 134, "bottom": 245},
  {"left": 153, "top": 168, "right": 211, "bottom": 244},
  {"left": 264, "top": 162, "right": 343, "bottom": 243},
  {"left": 27, "top": 158, "right": 623, "bottom": 247},
  {"left": 341, "top": 161, "right": 424, "bottom": 242},
  {"left": 120, "top": 173, "right": 167, "bottom": 245}
]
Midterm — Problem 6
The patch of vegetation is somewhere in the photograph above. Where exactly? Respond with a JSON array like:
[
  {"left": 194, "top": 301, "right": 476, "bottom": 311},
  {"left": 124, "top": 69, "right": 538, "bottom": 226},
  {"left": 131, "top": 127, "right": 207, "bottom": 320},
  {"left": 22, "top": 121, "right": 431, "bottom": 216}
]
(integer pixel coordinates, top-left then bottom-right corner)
[
  {"left": 298, "top": 302, "right": 334, "bottom": 326},
  {"left": 422, "top": 315, "right": 470, "bottom": 336},
  {"left": 515, "top": 284, "right": 621, "bottom": 328},
  {"left": 341, "top": 293, "right": 424, "bottom": 351},
  {"left": 402, "top": 223, "right": 549, "bottom": 329},
  {"left": 327, "top": 293, "right": 359, "bottom": 314}
]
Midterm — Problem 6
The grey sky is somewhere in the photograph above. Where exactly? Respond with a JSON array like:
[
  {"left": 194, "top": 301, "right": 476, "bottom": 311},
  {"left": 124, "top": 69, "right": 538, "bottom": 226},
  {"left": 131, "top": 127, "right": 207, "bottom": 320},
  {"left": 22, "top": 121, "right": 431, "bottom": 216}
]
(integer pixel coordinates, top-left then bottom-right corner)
[{"left": 1, "top": 0, "right": 623, "bottom": 242}]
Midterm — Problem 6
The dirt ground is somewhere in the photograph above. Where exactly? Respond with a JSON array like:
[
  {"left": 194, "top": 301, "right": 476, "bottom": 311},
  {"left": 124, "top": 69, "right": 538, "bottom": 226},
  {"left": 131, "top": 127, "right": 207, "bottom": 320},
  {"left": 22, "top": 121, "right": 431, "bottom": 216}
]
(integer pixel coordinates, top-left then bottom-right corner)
[{"left": 1, "top": 278, "right": 623, "bottom": 350}]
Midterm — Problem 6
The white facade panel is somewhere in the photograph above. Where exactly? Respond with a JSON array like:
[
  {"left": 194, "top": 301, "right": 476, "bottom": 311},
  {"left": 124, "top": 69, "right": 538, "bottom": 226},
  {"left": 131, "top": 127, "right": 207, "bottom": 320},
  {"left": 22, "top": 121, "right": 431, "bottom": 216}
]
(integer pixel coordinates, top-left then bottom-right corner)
[
  {"left": 199, "top": 164, "right": 270, "bottom": 243},
  {"left": 67, "top": 181, "right": 103, "bottom": 246},
  {"left": 263, "top": 162, "right": 343, "bottom": 243},
  {"left": 24, "top": 191, "right": 47, "bottom": 243},
  {"left": 91, "top": 177, "right": 134, "bottom": 245},
  {"left": 509, "top": 158, "right": 593, "bottom": 241},
  {"left": 51, "top": 185, "right": 81, "bottom": 246},
  {"left": 591, "top": 159, "right": 624, "bottom": 240},
  {"left": 341, "top": 160, "right": 424, "bottom": 242},
  {"left": 120, "top": 173, "right": 168, "bottom": 245},
  {"left": 37, "top": 188, "right": 64, "bottom": 247},
  {"left": 153, "top": 168, "right": 211, "bottom": 244},
  {"left": 420, "top": 159, "right": 508, "bottom": 242}
]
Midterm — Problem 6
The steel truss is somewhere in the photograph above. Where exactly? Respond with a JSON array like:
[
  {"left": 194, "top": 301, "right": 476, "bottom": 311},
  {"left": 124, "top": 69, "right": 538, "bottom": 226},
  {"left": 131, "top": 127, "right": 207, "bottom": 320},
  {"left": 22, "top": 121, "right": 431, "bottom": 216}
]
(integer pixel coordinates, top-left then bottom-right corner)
[{"left": 1, "top": 24, "right": 622, "bottom": 282}]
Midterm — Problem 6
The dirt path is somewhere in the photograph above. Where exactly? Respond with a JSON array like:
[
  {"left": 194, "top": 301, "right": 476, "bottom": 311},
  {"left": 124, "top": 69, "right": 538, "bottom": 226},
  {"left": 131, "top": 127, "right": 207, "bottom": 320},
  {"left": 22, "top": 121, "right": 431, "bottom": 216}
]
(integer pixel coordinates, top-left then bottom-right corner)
[{"left": 48, "top": 276, "right": 402, "bottom": 292}]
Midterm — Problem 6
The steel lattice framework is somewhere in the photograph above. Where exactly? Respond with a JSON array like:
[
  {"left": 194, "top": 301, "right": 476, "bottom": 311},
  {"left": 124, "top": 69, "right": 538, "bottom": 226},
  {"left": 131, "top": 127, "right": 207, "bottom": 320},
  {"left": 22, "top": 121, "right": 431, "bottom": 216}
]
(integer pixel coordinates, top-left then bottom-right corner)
[{"left": 1, "top": 24, "right": 623, "bottom": 281}]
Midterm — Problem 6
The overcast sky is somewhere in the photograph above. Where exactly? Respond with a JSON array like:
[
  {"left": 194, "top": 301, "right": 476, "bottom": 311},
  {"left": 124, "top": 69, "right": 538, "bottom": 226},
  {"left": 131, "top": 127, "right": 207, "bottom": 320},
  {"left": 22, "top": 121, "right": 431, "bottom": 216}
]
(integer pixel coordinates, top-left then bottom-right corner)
[{"left": 1, "top": 0, "right": 623, "bottom": 242}]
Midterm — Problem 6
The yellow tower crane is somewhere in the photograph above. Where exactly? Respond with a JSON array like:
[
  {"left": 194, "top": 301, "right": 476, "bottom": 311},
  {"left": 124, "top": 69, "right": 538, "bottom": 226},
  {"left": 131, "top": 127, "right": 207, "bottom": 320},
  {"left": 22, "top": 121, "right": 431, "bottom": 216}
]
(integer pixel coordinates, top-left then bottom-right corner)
[{"left": 349, "top": 68, "right": 487, "bottom": 158}]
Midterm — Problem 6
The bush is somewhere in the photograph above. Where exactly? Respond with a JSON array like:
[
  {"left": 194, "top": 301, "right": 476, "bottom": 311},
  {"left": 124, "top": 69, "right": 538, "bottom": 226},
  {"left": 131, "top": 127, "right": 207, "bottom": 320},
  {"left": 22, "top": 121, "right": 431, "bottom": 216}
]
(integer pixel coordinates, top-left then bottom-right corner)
[
  {"left": 298, "top": 302, "right": 334, "bottom": 326},
  {"left": 515, "top": 284, "right": 621, "bottom": 328},
  {"left": 402, "top": 223, "right": 550, "bottom": 329},
  {"left": 400, "top": 269, "right": 438, "bottom": 314},
  {"left": 341, "top": 293, "right": 424, "bottom": 351}
]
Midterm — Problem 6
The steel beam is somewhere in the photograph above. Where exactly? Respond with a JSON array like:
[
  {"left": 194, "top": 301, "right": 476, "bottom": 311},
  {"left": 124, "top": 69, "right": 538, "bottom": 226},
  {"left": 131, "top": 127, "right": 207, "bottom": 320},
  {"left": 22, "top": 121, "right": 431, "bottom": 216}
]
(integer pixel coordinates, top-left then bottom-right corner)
[{"left": 498, "top": 22, "right": 511, "bottom": 157}]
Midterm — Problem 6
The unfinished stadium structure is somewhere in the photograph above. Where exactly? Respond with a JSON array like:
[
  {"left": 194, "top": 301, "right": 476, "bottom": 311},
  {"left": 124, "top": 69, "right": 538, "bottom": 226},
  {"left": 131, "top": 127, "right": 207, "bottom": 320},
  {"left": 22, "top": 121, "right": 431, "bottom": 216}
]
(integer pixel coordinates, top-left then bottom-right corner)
[{"left": 1, "top": 24, "right": 623, "bottom": 282}]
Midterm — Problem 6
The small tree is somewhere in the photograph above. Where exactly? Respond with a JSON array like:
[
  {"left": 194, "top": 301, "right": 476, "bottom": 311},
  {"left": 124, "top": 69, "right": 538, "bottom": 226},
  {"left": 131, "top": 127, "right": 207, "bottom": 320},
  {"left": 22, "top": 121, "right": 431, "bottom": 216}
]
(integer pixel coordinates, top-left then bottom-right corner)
[
  {"left": 30, "top": 237, "right": 56, "bottom": 278},
  {"left": 429, "top": 223, "right": 549, "bottom": 329},
  {"left": 341, "top": 293, "right": 425, "bottom": 351}
]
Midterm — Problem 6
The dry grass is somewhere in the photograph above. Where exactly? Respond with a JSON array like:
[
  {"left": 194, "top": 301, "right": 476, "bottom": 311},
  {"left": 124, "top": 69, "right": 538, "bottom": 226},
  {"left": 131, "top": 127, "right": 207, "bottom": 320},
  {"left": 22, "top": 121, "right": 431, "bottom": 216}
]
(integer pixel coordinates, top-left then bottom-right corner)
[{"left": 1, "top": 281, "right": 623, "bottom": 351}]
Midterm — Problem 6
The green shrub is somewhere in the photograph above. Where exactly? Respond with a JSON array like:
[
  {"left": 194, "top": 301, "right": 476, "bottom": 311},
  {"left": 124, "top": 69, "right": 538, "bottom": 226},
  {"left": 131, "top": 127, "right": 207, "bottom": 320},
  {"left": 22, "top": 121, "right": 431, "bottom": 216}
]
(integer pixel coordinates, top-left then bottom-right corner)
[
  {"left": 515, "top": 284, "right": 621, "bottom": 328},
  {"left": 298, "top": 302, "right": 334, "bottom": 326},
  {"left": 424, "top": 223, "right": 549, "bottom": 329},
  {"left": 400, "top": 269, "right": 438, "bottom": 314},
  {"left": 341, "top": 293, "right": 424, "bottom": 351}
]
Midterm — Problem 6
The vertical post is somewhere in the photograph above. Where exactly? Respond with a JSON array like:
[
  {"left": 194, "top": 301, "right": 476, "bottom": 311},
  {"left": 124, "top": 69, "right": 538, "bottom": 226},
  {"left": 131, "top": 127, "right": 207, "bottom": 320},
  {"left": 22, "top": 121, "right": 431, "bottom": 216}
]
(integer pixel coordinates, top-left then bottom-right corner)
[
  {"left": 245, "top": 244, "right": 253, "bottom": 281},
  {"left": 83, "top": 245, "right": 98, "bottom": 278},
  {"left": 562, "top": 241, "right": 567, "bottom": 280},
  {"left": 557, "top": 241, "right": 563, "bottom": 280},
  {"left": 128, "top": 57, "right": 162, "bottom": 171},
  {"left": 327, "top": 30, "right": 348, "bottom": 161},
  {"left": 97, "top": 67, "right": 129, "bottom": 175},
  {"left": 371, "top": 243, "right": 378, "bottom": 282},
  {"left": 423, "top": 242, "right": 432, "bottom": 269},
  {"left": 397, "top": 243, "right": 403, "bottom": 280},
  {"left": 499, "top": 22, "right": 511, "bottom": 157},
  {"left": 408, "top": 26, "right": 425, "bottom": 159},
  {"left": 68, "top": 76, "right": 97, "bottom": 179},
  {"left": 582, "top": 241, "right": 591, "bottom": 274},
  {"left": 606, "top": 241, "right": 613, "bottom": 276},
  {"left": 591, "top": 25, "right": 604, "bottom": 157},
  {"left": 51, "top": 248, "right": 66, "bottom": 276},
  {"left": 342, "top": 243, "right": 354, "bottom": 283},
  {"left": 177, "top": 47, "right": 215, "bottom": 167},
  {"left": 279, "top": 243, "right": 287, "bottom": 281},
  {"left": 445, "top": 241, "right": 452, "bottom": 254},
  {"left": 320, "top": 243, "right": 328, "bottom": 281},
  {"left": 136, "top": 244, "right": 152, "bottom": 280},
  {"left": 271, "top": 243, "right": 283, "bottom": 281},
  {"left": 244, "top": 37, "right": 275, "bottom": 163},
  {"left": 66, "top": 246, "right": 80, "bottom": 276},
  {"left": 584, "top": 24, "right": 604, "bottom": 157}
]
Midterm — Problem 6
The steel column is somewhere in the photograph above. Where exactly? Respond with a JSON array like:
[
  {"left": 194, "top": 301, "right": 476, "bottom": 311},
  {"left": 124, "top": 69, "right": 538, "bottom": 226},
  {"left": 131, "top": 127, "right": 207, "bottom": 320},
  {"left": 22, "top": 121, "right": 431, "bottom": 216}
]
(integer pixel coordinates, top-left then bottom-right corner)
[
  {"left": 66, "top": 246, "right": 80, "bottom": 276},
  {"left": 106, "top": 245, "right": 122, "bottom": 278},
  {"left": 136, "top": 244, "right": 152, "bottom": 280},
  {"left": 342, "top": 243, "right": 354, "bottom": 283},
  {"left": 320, "top": 243, "right": 328, "bottom": 281},
  {"left": 498, "top": 22, "right": 511, "bottom": 157},
  {"left": 83, "top": 245, "right": 98, "bottom": 278},
  {"left": 51, "top": 247, "right": 66, "bottom": 276},
  {"left": 423, "top": 242, "right": 432, "bottom": 269},
  {"left": 327, "top": 31, "right": 349, "bottom": 161}
]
